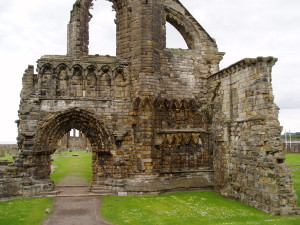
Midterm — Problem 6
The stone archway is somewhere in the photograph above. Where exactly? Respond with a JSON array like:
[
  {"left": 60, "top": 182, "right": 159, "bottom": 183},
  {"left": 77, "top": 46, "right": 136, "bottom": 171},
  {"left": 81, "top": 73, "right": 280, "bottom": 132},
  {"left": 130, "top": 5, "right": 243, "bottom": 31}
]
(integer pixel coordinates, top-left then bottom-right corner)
[{"left": 24, "top": 108, "right": 114, "bottom": 182}]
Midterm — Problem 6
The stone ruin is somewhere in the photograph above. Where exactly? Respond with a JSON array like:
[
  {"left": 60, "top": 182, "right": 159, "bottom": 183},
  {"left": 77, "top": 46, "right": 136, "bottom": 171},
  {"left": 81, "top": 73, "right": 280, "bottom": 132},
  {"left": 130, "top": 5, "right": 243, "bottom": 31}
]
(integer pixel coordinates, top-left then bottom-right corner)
[
  {"left": 0, "top": 0, "right": 298, "bottom": 215},
  {"left": 57, "top": 129, "right": 91, "bottom": 152}
]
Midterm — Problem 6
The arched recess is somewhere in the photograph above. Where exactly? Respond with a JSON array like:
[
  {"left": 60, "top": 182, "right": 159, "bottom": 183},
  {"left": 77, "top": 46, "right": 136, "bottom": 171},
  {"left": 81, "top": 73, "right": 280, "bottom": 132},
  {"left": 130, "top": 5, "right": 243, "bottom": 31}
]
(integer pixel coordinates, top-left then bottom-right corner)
[
  {"left": 163, "top": 3, "right": 216, "bottom": 51},
  {"left": 35, "top": 108, "right": 114, "bottom": 154}
]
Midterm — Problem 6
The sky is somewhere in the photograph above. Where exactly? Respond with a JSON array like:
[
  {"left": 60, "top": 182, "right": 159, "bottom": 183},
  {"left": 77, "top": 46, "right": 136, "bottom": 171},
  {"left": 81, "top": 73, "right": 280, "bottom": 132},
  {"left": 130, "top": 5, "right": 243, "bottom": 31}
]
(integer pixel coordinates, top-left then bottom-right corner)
[{"left": 0, "top": 0, "right": 299, "bottom": 143}]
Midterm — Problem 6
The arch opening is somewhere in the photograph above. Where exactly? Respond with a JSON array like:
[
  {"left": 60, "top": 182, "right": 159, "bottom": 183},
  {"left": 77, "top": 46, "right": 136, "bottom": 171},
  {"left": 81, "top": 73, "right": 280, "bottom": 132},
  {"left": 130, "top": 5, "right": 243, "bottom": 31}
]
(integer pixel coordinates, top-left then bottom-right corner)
[
  {"left": 51, "top": 129, "right": 93, "bottom": 186},
  {"left": 166, "top": 13, "right": 195, "bottom": 50},
  {"left": 166, "top": 22, "right": 188, "bottom": 49},
  {"left": 88, "top": 0, "right": 116, "bottom": 56},
  {"left": 34, "top": 108, "right": 114, "bottom": 182}
]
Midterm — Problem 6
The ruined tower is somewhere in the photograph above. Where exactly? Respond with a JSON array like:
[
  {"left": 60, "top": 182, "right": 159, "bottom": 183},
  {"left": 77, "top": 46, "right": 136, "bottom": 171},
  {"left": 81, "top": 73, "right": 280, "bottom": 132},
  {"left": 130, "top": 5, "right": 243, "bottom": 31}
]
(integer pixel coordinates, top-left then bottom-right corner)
[{"left": 0, "top": 0, "right": 297, "bottom": 215}]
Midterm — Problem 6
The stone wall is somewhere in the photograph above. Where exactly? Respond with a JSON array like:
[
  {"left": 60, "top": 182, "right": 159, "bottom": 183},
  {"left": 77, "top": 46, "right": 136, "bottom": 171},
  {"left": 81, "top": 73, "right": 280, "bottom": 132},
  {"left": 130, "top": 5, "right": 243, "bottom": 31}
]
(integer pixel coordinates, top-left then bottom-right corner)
[{"left": 208, "top": 57, "right": 297, "bottom": 215}]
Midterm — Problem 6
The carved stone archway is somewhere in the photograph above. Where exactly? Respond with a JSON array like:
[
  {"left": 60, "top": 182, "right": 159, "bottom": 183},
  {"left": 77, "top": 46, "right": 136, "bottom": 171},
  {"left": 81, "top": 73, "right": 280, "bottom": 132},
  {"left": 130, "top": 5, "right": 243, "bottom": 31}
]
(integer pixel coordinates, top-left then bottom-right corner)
[{"left": 35, "top": 108, "right": 113, "bottom": 154}]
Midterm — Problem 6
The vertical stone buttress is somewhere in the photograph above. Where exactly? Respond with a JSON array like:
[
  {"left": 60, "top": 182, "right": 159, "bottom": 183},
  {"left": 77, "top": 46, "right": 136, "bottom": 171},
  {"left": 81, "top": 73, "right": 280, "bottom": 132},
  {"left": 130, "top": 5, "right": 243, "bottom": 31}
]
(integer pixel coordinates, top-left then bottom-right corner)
[
  {"left": 112, "top": 0, "right": 164, "bottom": 173},
  {"left": 67, "top": 0, "right": 93, "bottom": 56}
]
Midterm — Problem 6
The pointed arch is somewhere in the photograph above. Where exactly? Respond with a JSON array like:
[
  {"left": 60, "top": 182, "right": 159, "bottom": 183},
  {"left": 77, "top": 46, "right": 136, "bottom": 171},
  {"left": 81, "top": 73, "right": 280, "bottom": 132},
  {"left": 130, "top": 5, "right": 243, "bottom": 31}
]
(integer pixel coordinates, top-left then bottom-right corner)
[
  {"left": 142, "top": 97, "right": 153, "bottom": 110},
  {"left": 40, "top": 63, "right": 54, "bottom": 74},
  {"left": 35, "top": 108, "right": 114, "bottom": 154},
  {"left": 56, "top": 63, "right": 70, "bottom": 76},
  {"left": 189, "top": 99, "right": 198, "bottom": 110},
  {"left": 133, "top": 97, "right": 141, "bottom": 110},
  {"left": 163, "top": 99, "right": 171, "bottom": 110},
  {"left": 171, "top": 99, "right": 180, "bottom": 110},
  {"left": 163, "top": 2, "right": 216, "bottom": 51},
  {"left": 72, "top": 64, "right": 84, "bottom": 77}
]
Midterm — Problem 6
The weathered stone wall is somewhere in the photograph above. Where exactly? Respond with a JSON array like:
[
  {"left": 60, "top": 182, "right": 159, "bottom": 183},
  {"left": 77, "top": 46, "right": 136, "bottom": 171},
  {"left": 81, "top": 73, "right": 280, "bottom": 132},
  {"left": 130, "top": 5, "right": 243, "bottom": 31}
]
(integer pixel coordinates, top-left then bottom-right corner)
[
  {"left": 57, "top": 132, "right": 91, "bottom": 151},
  {"left": 208, "top": 57, "right": 297, "bottom": 215}
]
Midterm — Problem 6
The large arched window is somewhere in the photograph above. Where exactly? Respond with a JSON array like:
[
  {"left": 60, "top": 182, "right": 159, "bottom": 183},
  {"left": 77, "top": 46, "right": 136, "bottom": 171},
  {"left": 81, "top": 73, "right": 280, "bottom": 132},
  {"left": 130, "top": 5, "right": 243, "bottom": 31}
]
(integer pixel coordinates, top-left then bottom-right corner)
[
  {"left": 166, "top": 22, "right": 188, "bottom": 49},
  {"left": 89, "top": 1, "right": 116, "bottom": 56}
]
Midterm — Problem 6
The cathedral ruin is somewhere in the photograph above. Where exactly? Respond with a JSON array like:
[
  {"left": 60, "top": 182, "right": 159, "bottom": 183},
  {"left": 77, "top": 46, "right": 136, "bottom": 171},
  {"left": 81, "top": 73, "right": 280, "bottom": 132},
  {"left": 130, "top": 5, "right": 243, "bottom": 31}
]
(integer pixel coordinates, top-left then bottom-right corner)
[{"left": 0, "top": 0, "right": 298, "bottom": 215}]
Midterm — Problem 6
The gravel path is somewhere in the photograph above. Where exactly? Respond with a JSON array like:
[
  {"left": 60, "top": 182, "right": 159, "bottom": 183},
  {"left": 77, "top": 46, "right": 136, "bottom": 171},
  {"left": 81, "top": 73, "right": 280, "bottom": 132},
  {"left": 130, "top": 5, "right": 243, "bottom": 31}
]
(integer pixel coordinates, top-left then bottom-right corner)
[
  {"left": 42, "top": 196, "right": 112, "bottom": 225},
  {"left": 42, "top": 176, "right": 112, "bottom": 225}
]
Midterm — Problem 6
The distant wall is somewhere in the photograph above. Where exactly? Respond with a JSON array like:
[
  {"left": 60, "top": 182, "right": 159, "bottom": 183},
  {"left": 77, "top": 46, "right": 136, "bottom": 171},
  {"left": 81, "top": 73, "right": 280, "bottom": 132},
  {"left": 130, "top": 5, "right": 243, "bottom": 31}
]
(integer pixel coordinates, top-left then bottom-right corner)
[
  {"left": 0, "top": 145, "right": 18, "bottom": 156},
  {"left": 284, "top": 143, "right": 300, "bottom": 153}
]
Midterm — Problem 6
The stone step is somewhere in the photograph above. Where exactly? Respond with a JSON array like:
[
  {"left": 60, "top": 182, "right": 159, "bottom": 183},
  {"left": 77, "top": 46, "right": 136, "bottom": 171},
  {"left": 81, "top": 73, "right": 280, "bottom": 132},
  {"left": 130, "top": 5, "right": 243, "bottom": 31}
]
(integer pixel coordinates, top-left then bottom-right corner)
[
  {"left": 37, "top": 190, "right": 60, "bottom": 197},
  {"left": 91, "top": 188, "right": 111, "bottom": 192}
]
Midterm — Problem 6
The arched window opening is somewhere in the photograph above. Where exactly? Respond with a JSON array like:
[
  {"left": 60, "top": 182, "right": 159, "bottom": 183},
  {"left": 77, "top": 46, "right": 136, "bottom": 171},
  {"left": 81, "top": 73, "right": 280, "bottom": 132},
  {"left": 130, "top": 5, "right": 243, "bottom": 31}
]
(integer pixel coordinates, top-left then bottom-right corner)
[
  {"left": 166, "top": 22, "right": 189, "bottom": 49},
  {"left": 89, "top": 1, "right": 116, "bottom": 56},
  {"left": 69, "top": 128, "right": 80, "bottom": 137}
]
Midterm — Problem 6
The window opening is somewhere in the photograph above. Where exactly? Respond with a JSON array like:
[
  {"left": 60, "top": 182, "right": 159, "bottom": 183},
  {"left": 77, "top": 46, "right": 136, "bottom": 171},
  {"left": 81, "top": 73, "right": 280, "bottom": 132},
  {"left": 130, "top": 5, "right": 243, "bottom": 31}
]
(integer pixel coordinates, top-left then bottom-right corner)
[
  {"left": 166, "top": 22, "right": 188, "bottom": 49},
  {"left": 89, "top": 1, "right": 116, "bottom": 56}
]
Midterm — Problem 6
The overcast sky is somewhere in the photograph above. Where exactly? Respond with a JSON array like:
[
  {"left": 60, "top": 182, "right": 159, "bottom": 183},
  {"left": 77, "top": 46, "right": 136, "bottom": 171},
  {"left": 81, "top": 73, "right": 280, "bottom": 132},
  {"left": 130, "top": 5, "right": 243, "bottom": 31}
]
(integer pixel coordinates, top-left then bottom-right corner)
[{"left": 0, "top": 0, "right": 299, "bottom": 143}]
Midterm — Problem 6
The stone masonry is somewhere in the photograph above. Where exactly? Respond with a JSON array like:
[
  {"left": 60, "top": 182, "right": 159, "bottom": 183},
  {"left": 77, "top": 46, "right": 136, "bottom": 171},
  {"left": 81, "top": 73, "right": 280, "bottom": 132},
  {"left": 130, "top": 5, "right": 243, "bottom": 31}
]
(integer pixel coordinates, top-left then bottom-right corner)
[{"left": 0, "top": 0, "right": 297, "bottom": 215}]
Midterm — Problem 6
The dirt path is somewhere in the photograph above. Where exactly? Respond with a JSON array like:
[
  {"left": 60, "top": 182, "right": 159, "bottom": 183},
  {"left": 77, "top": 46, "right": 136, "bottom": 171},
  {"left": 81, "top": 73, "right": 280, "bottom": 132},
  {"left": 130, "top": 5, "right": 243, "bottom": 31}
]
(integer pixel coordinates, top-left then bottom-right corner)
[
  {"left": 42, "top": 176, "right": 112, "bottom": 225},
  {"left": 42, "top": 196, "right": 112, "bottom": 225}
]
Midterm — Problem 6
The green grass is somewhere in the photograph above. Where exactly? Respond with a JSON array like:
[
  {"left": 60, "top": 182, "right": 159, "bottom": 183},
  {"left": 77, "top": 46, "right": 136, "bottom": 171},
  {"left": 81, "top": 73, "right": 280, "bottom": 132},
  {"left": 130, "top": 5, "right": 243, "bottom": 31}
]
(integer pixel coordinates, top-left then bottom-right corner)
[
  {"left": 285, "top": 153, "right": 300, "bottom": 165},
  {"left": 50, "top": 150, "right": 92, "bottom": 184},
  {"left": 0, "top": 198, "right": 52, "bottom": 225},
  {"left": 102, "top": 192, "right": 300, "bottom": 225},
  {"left": 0, "top": 154, "right": 14, "bottom": 162},
  {"left": 285, "top": 153, "right": 300, "bottom": 206},
  {"left": 101, "top": 154, "right": 300, "bottom": 225}
]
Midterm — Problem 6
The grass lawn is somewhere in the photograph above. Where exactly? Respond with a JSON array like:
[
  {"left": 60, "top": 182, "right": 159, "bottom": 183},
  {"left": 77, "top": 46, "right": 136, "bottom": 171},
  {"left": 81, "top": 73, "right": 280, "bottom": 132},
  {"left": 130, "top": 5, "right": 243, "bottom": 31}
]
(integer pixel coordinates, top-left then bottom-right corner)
[
  {"left": 102, "top": 192, "right": 300, "bottom": 225},
  {"left": 50, "top": 150, "right": 92, "bottom": 184},
  {"left": 0, "top": 154, "right": 14, "bottom": 162},
  {"left": 101, "top": 154, "right": 300, "bottom": 225},
  {"left": 0, "top": 198, "right": 52, "bottom": 225},
  {"left": 285, "top": 153, "right": 300, "bottom": 206}
]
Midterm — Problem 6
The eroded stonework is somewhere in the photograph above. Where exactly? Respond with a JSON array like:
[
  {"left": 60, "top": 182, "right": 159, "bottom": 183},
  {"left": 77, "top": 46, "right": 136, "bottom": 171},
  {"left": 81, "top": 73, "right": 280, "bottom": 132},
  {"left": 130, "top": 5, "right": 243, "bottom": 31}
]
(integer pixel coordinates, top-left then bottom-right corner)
[{"left": 0, "top": 0, "right": 297, "bottom": 215}]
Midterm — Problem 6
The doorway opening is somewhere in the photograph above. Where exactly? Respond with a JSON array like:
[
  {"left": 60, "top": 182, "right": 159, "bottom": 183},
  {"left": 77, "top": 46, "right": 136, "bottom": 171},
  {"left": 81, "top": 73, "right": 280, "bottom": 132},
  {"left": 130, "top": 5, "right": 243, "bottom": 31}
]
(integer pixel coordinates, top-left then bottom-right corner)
[
  {"left": 33, "top": 108, "right": 113, "bottom": 195},
  {"left": 51, "top": 128, "right": 93, "bottom": 187}
]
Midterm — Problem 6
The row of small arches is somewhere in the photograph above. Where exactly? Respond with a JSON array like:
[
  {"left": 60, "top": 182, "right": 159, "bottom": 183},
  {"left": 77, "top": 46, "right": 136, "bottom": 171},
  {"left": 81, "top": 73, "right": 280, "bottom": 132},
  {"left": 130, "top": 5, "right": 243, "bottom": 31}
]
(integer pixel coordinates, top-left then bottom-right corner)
[
  {"left": 39, "top": 63, "right": 126, "bottom": 80},
  {"left": 133, "top": 97, "right": 198, "bottom": 111},
  {"left": 162, "top": 133, "right": 203, "bottom": 146}
]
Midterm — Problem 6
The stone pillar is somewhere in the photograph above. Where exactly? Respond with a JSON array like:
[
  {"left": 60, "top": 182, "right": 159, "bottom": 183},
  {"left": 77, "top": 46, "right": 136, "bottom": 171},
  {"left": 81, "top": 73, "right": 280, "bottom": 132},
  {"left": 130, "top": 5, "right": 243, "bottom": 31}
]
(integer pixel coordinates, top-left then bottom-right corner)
[
  {"left": 111, "top": 0, "right": 165, "bottom": 174},
  {"left": 67, "top": 1, "right": 92, "bottom": 57}
]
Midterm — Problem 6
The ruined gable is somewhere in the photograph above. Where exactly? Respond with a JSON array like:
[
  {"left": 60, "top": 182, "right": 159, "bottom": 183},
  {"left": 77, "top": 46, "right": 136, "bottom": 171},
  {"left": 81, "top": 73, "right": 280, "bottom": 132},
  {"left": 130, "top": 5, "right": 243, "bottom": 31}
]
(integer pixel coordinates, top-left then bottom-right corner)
[{"left": 0, "top": 0, "right": 297, "bottom": 215}]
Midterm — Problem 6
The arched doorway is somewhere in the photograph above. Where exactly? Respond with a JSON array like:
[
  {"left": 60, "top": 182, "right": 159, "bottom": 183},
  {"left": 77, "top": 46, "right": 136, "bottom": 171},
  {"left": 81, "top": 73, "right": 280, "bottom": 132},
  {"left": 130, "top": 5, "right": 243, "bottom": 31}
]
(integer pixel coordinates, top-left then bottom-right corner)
[{"left": 32, "top": 108, "right": 114, "bottom": 184}]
